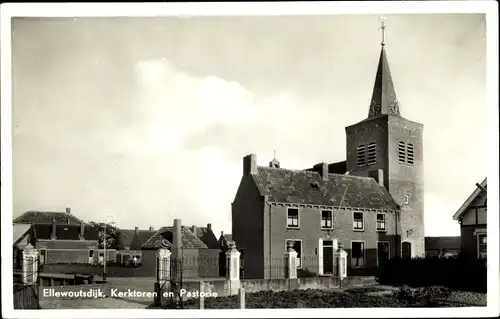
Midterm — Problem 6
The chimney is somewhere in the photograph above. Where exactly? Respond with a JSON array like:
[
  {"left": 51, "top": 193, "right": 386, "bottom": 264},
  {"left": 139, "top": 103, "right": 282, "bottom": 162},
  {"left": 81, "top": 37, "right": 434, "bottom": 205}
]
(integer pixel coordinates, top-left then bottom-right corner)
[
  {"left": 80, "top": 222, "right": 85, "bottom": 239},
  {"left": 149, "top": 226, "right": 154, "bottom": 232},
  {"left": 243, "top": 154, "right": 258, "bottom": 176},
  {"left": 207, "top": 223, "right": 212, "bottom": 231},
  {"left": 313, "top": 162, "right": 329, "bottom": 181},
  {"left": 51, "top": 219, "right": 56, "bottom": 240},
  {"left": 173, "top": 219, "right": 182, "bottom": 258},
  {"left": 191, "top": 225, "right": 197, "bottom": 234},
  {"left": 134, "top": 227, "right": 139, "bottom": 235},
  {"left": 370, "top": 169, "right": 384, "bottom": 187}
]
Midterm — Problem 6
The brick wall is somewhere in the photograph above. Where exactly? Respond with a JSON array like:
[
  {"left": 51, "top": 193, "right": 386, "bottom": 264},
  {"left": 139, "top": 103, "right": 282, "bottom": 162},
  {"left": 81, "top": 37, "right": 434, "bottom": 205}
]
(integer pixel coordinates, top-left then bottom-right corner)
[
  {"left": 264, "top": 204, "right": 399, "bottom": 277},
  {"left": 346, "top": 115, "right": 425, "bottom": 258},
  {"left": 232, "top": 175, "right": 265, "bottom": 279}
]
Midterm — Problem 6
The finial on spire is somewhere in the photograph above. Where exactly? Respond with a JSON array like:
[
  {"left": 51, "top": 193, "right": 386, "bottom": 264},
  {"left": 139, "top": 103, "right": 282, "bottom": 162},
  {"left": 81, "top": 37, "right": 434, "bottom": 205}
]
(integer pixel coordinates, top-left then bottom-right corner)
[
  {"left": 379, "top": 16, "right": 387, "bottom": 46},
  {"left": 273, "top": 149, "right": 276, "bottom": 160}
]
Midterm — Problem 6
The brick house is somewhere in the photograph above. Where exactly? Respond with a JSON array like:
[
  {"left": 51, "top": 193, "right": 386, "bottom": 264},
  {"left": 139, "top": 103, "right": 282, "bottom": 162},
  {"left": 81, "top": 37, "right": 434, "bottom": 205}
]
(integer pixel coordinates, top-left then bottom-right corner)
[
  {"left": 115, "top": 226, "right": 156, "bottom": 265},
  {"left": 139, "top": 225, "right": 220, "bottom": 278},
  {"left": 452, "top": 178, "right": 487, "bottom": 259},
  {"left": 13, "top": 208, "right": 98, "bottom": 265},
  {"left": 232, "top": 41, "right": 425, "bottom": 279}
]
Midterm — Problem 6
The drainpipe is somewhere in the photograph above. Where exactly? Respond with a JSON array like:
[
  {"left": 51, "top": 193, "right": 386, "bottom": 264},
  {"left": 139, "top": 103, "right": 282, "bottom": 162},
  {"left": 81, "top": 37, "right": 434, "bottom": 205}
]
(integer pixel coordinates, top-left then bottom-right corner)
[{"left": 264, "top": 195, "right": 271, "bottom": 279}]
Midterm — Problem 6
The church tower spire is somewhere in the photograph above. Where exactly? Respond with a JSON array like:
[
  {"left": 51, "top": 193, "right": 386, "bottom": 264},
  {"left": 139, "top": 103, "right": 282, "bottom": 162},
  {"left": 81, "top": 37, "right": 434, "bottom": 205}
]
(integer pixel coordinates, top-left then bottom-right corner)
[{"left": 368, "top": 18, "right": 401, "bottom": 118}]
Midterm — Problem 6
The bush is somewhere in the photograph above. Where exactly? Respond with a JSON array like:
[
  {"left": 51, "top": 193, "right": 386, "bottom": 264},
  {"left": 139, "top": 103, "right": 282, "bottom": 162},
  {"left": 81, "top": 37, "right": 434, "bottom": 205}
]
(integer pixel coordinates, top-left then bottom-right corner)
[
  {"left": 394, "top": 285, "right": 452, "bottom": 305},
  {"left": 378, "top": 257, "right": 486, "bottom": 293}
]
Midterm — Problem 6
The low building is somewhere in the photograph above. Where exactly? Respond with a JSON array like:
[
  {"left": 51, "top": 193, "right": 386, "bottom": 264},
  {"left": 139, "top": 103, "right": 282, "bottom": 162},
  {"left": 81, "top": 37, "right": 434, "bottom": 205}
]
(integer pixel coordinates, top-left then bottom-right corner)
[
  {"left": 13, "top": 208, "right": 98, "bottom": 265},
  {"left": 453, "top": 178, "right": 487, "bottom": 259},
  {"left": 424, "top": 236, "right": 461, "bottom": 258}
]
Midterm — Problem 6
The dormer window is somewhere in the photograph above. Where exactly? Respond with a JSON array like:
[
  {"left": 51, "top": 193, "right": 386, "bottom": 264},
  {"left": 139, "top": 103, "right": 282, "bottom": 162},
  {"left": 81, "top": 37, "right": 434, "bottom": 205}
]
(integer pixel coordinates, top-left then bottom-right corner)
[{"left": 310, "top": 182, "right": 320, "bottom": 190}]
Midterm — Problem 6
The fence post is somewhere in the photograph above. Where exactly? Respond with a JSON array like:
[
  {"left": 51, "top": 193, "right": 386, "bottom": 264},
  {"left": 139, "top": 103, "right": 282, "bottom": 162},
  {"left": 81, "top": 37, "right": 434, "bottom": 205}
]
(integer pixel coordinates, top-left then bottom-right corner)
[
  {"left": 199, "top": 281, "right": 205, "bottom": 309},
  {"left": 225, "top": 242, "right": 241, "bottom": 295},
  {"left": 284, "top": 242, "right": 298, "bottom": 279},
  {"left": 22, "top": 244, "right": 39, "bottom": 285},
  {"left": 239, "top": 288, "right": 245, "bottom": 309}
]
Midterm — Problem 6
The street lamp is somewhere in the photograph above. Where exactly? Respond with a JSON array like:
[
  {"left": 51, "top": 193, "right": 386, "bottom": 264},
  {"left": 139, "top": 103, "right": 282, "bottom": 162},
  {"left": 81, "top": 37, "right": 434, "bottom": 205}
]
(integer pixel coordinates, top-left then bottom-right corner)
[{"left": 103, "top": 215, "right": 115, "bottom": 282}]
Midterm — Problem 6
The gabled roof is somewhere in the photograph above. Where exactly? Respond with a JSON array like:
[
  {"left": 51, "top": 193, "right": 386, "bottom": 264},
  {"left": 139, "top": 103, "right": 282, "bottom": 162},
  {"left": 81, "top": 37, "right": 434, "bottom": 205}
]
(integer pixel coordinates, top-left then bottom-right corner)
[
  {"left": 117, "top": 229, "right": 156, "bottom": 250},
  {"left": 252, "top": 166, "right": 400, "bottom": 211},
  {"left": 218, "top": 233, "right": 234, "bottom": 249},
  {"left": 425, "top": 236, "right": 461, "bottom": 250},
  {"left": 142, "top": 226, "right": 208, "bottom": 250},
  {"left": 13, "top": 224, "right": 32, "bottom": 245},
  {"left": 453, "top": 177, "right": 487, "bottom": 220},
  {"left": 193, "top": 227, "right": 220, "bottom": 249},
  {"left": 32, "top": 224, "right": 98, "bottom": 241},
  {"left": 13, "top": 211, "right": 84, "bottom": 225}
]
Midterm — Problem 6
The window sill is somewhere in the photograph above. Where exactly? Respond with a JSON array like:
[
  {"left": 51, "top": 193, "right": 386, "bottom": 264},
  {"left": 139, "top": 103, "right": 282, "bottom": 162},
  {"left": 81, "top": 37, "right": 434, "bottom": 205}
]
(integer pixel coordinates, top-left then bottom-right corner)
[
  {"left": 287, "top": 227, "right": 300, "bottom": 230},
  {"left": 321, "top": 228, "right": 332, "bottom": 231},
  {"left": 353, "top": 229, "right": 365, "bottom": 232},
  {"left": 376, "top": 229, "right": 387, "bottom": 233}
]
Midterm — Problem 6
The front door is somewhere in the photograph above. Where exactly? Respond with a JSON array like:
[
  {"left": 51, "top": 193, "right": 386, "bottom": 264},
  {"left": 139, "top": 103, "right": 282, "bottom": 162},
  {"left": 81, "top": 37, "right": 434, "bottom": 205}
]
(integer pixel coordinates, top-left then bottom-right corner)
[
  {"left": 322, "top": 240, "right": 334, "bottom": 275},
  {"left": 377, "top": 242, "right": 390, "bottom": 266}
]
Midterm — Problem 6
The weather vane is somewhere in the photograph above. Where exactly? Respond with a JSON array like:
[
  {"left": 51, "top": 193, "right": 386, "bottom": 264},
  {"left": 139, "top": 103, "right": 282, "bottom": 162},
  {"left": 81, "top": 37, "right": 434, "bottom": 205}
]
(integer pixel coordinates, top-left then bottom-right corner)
[{"left": 379, "top": 16, "right": 387, "bottom": 46}]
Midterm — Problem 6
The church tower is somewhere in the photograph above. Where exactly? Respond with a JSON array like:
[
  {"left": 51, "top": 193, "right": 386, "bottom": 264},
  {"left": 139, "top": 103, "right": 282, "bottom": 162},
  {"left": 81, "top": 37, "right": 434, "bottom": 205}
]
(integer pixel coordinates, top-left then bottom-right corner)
[{"left": 345, "top": 20, "right": 424, "bottom": 257}]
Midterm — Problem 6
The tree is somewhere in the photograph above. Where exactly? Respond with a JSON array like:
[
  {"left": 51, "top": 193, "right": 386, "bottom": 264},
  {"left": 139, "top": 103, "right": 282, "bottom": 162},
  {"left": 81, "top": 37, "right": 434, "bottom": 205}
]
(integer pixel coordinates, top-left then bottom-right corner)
[{"left": 88, "top": 221, "right": 121, "bottom": 249}]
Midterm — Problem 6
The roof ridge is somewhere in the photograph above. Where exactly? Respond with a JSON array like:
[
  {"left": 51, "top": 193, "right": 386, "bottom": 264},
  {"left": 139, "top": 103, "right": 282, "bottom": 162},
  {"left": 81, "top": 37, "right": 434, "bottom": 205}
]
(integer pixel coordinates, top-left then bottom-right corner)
[{"left": 259, "top": 165, "right": 376, "bottom": 181}]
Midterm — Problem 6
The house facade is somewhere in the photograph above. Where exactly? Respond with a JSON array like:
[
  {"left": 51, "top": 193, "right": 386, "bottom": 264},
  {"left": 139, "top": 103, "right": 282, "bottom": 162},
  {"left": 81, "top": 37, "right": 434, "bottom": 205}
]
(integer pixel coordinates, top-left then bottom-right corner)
[
  {"left": 232, "top": 38, "right": 425, "bottom": 279},
  {"left": 425, "top": 236, "right": 461, "bottom": 258},
  {"left": 453, "top": 178, "right": 487, "bottom": 259},
  {"left": 115, "top": 226, "right": 156, "bottom": 265},
  {"left": 13, "top": 208, "right": 98, "bottom": 265}
]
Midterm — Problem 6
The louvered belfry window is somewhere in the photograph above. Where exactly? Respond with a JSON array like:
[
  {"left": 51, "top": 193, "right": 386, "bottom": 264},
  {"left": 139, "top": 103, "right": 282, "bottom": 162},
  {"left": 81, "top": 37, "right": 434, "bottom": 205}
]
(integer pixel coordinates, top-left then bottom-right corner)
[
  {"left": 398, "top": 141, "right": 414, "bottom": 166},
  {"left": 367, "top": 142, "right": 376, "bottom": 166},
  {"left": 357, "top": 145, "right": 366, "bottom": 166}
]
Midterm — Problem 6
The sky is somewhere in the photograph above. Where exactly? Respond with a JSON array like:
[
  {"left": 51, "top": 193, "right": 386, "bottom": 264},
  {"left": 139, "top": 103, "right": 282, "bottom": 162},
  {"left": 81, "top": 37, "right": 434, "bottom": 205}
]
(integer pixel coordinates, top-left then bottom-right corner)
[{"left": 11, "top": 14, "right": 486, "bottom": 237}]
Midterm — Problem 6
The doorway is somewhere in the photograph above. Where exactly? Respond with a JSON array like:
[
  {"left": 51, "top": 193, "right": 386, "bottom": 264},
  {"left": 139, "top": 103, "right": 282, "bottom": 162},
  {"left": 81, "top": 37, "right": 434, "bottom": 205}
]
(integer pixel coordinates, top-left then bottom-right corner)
[
  {"left": 377, "top": 241, "right": 390, "bottom": 266},
  {"left": 322, "top": 240, "right": 334, "bottom": 275},
  {"left": 401, "top": 242, "right": 412, "bottom": 259}
]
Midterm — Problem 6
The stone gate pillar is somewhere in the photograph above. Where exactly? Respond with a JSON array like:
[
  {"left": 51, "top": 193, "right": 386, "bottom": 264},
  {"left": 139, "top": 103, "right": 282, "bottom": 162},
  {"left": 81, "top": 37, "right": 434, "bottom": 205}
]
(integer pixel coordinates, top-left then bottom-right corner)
[
  {"left": 22, "top": 244, "right": 39, "bottom": 285},
  {"left": 225, "top": 242, "right": 241, "bottom": 295},
  {"left": 154, "top": 246, "right": 171, "bottom": 307},
  {"left": 284, "top": 241, "right": 298, "bottom": 279}
]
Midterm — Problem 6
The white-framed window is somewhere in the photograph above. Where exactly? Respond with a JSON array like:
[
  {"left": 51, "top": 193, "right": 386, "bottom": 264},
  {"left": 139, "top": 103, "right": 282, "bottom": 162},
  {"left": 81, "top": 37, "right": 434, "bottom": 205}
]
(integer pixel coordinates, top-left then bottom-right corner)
[
  {"left": 351, "top": 241, "right": 365, "bottom": 268},
  {"left": 477, "top": 233, "right": 487, "bottom": 260},
  {"left": 285, "top": 239, "right": 302, "bottom": 269},
  {"left": 353, "top": 212, "right": 364, "bottom": 231},
  {"left": 287, "top": 207, "right": 300, "bottom": 229},
  {"left": 376, "top": 213, "right": 386, "bottom": 231},
  {"left": 321, "top": 210, "right": 332, "bottom": 229}
]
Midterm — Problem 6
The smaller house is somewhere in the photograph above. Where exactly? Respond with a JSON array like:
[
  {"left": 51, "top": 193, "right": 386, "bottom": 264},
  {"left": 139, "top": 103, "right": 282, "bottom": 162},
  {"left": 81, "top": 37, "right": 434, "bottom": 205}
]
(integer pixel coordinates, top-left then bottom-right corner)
[
  {"left": 218, "top": 231, "right": 235, "bottom": 250},
  {"left": 13, "top": 208, "right": 98, "bottom": 265},
  {"left": 115, "top": 226, "right": 156, "bottom": 266},
  {"left": 453, "top": 177, "right": 487, "bottom": 259},
  {"left": 425, "top": 236, "right": 461, "bottom": 258}
]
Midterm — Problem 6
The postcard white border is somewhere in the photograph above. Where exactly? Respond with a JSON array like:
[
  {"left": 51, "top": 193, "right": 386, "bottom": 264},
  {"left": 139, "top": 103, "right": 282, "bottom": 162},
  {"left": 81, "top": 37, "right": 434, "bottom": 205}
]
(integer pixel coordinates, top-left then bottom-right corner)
[{"left": 1, "top": 1, "right": 498, "bottom": 318}]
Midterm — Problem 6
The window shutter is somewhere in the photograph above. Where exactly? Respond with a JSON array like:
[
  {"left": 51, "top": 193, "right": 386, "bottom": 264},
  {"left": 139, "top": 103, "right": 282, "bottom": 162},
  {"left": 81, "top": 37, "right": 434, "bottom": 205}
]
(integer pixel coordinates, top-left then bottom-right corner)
[{"left": 318, "top": 238, "right": 323, "bottom": 276}]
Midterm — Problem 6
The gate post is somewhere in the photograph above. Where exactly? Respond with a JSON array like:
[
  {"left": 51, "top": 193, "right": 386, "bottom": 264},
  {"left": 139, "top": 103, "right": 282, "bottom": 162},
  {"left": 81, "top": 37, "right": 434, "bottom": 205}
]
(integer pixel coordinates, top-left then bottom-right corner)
[
  {"left": 284, "top": 241, "right": 298, "bottom": 279},
  {"left": 154, "top": 247, "right": 171, "bottom": 307},
  {"left": 22, "top": 244, "right": 39, "bottom": 285},
  {"left": 225, "top": 242, "right": 241, "bottom": 295}
]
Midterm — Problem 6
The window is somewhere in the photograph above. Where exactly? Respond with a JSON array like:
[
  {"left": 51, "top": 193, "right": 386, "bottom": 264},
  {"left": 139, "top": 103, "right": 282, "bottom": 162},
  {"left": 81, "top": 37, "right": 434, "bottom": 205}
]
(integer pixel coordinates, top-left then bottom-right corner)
[
  {"left": 404, "top": 194, "right": 410, "bottom": 205},
  {"left": 357, "top": 145, "right": 366, "bottom": 166},
  {"left": 478, "top": 234, "right": 487, "bottom": 260},
  {"left": 407, "top": 143, "right": 414, "bottom": 165},
  {"left": 376, "top": 213, "right": 386, "bottom": 231},
  {"left": 321, "top": 210, "right": 333, "bottom": 229},
  {"left": 287, "top": 208, "right": 299, "bottom": 228},
  {"left": 398, "top": 141, "right": 406, "bottom": 163},
  {"left": 367, "top": 142, "right": 376, "bottom": 166},
  {"left": 310, "top": 182, "right": 320, "bottom": 190},
  {"left": 353, "top": 212, "right": 364, "bottom": 231},
  {"left": 89, "top": 250, "right": 94, "bottom": 258},
  {"left": 351, "top": 241, "right": 365, "bottom": 268},
  {"left": 285, "top": 239, "right": 302, "bottom": 268}
]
